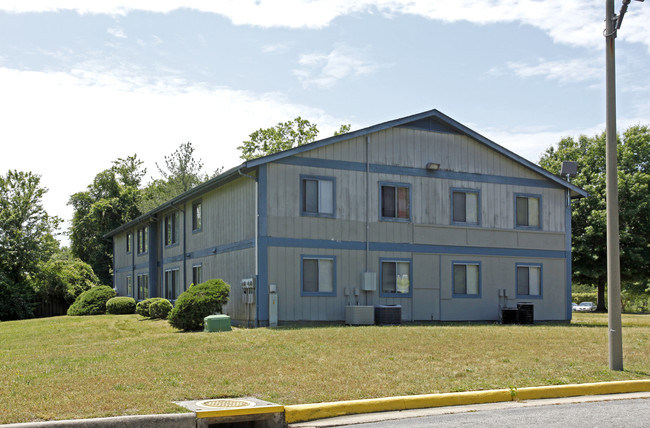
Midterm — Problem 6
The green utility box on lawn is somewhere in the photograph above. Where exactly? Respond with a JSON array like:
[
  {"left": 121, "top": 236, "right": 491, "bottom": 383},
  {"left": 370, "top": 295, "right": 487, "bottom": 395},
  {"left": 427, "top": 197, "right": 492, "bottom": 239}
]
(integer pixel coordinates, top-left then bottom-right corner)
[{"left": 204, "top": 315, "right": 232, "bottom": 332}]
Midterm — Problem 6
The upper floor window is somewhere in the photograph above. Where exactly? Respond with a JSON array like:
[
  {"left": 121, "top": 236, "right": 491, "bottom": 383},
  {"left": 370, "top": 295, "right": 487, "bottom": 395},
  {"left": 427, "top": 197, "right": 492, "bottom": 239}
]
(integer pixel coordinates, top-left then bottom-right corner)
[
  {"left": 453, "top": 262, "right": 481, "bottom": 297},
  {"left": 452, "top": 189, "right": 480, "bottom": 225},
  {"left": 515, "top": 194, "right": 541, "bottom": 229},
  {"left": 192, "top": 201, "right": 202, "bottom": 232},
  {"left": 137, "top": 226, "right": 148, "bottom": 254},
  {"left": 164, "top": 212, "right": 179, "bottom": 246},
  {"left": 380, "top": 259, "right": 411, "bottom": 297},
  {"left": 301, "top": 175, "right": 335, "bottom": 217},
  {"left": 516, "top": 264, "right": 542, "bottom": 298},
  {"left": 126, "top": 232, "right": 132, "bottom": 253},
  {"left": 380, "top": 183, "right": 410, "bottom": 221},
  {"left": 301, "top": 255, "right": 336, "bottom": 296}
]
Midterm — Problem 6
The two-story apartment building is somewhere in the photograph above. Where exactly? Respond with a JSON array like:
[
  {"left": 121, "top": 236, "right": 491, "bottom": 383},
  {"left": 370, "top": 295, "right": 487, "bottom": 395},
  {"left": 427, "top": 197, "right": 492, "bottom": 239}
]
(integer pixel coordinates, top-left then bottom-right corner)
[{"left": 106, "top": 109, "right": 587, "bottom": 326}]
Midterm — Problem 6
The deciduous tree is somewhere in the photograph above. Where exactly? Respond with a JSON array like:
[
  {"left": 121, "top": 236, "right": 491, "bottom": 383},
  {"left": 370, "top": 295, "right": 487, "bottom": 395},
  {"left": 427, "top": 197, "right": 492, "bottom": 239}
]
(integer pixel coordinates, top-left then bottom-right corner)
[
  {"left": 0, "top": 170, "right": 60, "bottom": 320},
  {"left": 539, "top": 125, "right": 650, "bottom": 310}
]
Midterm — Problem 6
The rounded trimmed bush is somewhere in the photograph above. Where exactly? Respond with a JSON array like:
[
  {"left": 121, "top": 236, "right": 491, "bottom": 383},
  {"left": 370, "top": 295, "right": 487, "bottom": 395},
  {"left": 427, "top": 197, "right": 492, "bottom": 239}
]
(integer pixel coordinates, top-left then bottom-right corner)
[
  {"left": 149, "top": 299, "right": 173, "bottom": 320},
  {"left": 136, "top": 297, "right": 167, "bottom": 317},
  {"left": 106, "top": 296, "right": 136, "bottom": 315},
  {"left": 67, "top": 286, "right": 116, "bottom": 316},
  {"left": 168, "top": 279, "right": 230, "bottom": 331}
]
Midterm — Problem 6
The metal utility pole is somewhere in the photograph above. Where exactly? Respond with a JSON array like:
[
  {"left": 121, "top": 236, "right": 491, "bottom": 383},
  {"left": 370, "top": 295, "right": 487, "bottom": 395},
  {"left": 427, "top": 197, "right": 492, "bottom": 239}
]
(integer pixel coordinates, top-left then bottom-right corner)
[{"left": 604, "top": 0, "right": 642, "bottom": 371}]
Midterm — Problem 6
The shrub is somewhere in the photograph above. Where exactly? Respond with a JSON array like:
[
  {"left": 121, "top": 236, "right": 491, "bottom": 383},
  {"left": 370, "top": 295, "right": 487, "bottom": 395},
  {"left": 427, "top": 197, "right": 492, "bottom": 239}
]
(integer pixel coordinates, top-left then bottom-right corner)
[
  {"left": 106, "top": 297, "right": 136, "bottom": 315},
  {"left": 168, "top": 279, "right": 230, "bottom": 331},
  {"left": 136, "top": 297, "right": 167, "bottom": 318},
  {"left": 67, "top": 286, "right": 116, "bottom": 316},
  {"left": 149, "top": 299, "right": 173, "bottom": 319}
]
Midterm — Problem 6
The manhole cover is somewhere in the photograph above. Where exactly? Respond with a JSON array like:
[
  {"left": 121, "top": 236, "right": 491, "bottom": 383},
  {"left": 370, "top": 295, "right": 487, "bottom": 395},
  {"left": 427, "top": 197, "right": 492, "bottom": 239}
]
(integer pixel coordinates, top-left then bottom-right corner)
[{"left": 196, "top": 399, "right": 256, "bottom": 409}]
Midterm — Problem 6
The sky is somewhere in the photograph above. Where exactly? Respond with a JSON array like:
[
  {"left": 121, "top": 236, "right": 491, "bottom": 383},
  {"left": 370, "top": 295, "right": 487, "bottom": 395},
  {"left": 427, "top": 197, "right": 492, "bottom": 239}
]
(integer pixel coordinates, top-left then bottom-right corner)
[{"left": 1, "top": 1, "right": 649, "bottom": 245}]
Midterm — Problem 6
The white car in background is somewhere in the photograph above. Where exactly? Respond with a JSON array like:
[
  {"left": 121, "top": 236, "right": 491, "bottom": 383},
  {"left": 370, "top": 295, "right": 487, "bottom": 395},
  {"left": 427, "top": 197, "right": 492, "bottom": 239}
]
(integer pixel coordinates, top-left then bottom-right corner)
[{"left": 575, "top": 302, "right": 597, "bottom": 312}]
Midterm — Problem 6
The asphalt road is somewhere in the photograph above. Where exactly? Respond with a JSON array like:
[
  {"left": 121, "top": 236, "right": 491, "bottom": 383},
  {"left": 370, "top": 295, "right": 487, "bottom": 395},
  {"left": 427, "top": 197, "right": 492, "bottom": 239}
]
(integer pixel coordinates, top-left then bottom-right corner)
[
  {"left": 339, "top": 398, "right": 649, "bottom": 427},
  {"left": 291, "top": 393, "right": 650, "bottom": 428}
]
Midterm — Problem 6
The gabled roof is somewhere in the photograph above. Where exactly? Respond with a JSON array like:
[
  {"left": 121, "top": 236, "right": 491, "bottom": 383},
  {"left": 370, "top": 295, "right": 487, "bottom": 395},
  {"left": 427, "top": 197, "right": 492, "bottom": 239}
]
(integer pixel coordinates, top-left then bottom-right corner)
[{"left": 105, "top": 108, "right": 587, "bottom": 238}]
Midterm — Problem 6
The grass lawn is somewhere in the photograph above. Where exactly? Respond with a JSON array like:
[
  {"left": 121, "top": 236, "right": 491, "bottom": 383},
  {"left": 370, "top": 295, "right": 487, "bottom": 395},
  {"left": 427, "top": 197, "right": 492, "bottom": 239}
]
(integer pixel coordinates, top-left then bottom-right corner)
[{"left": 1, "top": 313, "right": 648, "bottom": 424}]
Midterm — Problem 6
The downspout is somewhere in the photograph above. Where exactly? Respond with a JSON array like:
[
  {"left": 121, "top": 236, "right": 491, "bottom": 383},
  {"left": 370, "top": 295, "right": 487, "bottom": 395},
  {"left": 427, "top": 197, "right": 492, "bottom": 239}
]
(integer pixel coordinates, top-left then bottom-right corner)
[
  {"left": 170, "top": 201, "right": 186, "bottom": 294},
  {"left": 365, "top": 136, "right": 370, "bottom": 306},
  {"left": 238, "top": 168, "right": 259, "bottom": 277},
  {"left": 238, "top": 167, "right": 259, "bottom": 326}
]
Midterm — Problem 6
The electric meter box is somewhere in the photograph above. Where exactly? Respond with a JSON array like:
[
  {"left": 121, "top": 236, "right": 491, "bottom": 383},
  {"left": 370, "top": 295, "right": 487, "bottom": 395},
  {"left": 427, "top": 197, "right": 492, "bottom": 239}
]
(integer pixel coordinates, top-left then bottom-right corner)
[{"left": 361, "top": 272, "right": 377, "bottom": 291}]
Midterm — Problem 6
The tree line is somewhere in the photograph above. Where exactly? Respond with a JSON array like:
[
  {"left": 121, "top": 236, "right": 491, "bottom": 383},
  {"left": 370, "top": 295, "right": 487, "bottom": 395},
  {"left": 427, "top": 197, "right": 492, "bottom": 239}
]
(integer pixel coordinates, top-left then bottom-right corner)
[{"left": 1, "top": 119, "right": 648, "bottom": 320}]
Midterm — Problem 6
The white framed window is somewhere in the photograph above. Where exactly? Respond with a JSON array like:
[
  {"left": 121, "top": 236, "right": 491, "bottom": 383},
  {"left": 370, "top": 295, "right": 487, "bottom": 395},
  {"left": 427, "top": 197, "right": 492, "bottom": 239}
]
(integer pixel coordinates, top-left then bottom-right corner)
[
  {"left": 137, "top": 226, "right": 148, "bottom": 254},
  {"left": 301, "top": 175, "right": 335, "bottom": 217},
  {"left": 380, "top": 183, "right": 411, "bottom": 221},
  {"left": 301, "top": 255, "right": 335, "bottom": 296},
  {"left": 516, "top": 264, "right": 542, "bottom": 297},
  {"left": 164, "top": 268, "right": 180, "bottom": 300},
  {"left": 192, "top": 264, "right": 203, "bottom": 286},
  {"left": 380, "top": 259, "right": 411, "bottom": 297},
  {"left": 137, "top": 273, "right": 149, "bottom": 300},
  {"left": 453, "top": 262, "right": 481, "bottom": 297},
  {"left": 164, "top": 212, "right": 179, "bottom": 246},
  {"left": 126, "top": 275, "right": 133, "bottom": 297},
  {"left": 515, "top": 194, "right": 541, "bottom": 229},
  {"left": 452, "top": 189, "right": 480, "bottom": 225},
  {"left": 192, "top": 201, "right": 202, "bottom": 232}
]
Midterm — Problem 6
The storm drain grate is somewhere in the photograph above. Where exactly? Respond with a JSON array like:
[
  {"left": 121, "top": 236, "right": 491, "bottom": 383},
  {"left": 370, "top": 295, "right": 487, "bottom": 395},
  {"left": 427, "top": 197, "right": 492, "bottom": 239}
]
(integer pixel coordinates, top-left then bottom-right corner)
[{"left": 196, "top": 399, "right": 256, "bottom": 409}]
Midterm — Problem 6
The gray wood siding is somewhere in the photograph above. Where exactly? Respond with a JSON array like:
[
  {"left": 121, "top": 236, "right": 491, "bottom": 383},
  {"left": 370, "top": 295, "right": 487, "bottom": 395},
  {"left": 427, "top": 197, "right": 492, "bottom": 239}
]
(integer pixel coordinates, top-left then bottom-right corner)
[
  {"left": 185, "top": 247, "right": 256, "bottom": 323},
  {"left": 184, "top": 177, "right": 256, "bottom": 252},
  {"left": 268, "top": 247, "right": 414, "bottom": 322}
]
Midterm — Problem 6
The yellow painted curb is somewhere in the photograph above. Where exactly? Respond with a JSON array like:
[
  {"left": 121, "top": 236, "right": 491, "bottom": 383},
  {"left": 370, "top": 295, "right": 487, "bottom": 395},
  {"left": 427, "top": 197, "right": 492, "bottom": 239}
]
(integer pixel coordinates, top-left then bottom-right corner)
[
  {"left": 284, "top": 380, "right": 650, "bottom": 423},
  {"left": 196, "top": 405, "right": 285, "bottom": 419}
]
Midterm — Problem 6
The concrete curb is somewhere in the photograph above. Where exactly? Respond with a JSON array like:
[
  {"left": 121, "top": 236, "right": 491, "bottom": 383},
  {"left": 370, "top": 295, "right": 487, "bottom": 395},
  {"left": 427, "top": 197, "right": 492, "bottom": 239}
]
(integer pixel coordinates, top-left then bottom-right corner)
[
  {"left": 2, "top": 413, "right": 196, "bottom": 428},
  {"left": 283, "top": 379, "right": 650, "bottom": 423}
]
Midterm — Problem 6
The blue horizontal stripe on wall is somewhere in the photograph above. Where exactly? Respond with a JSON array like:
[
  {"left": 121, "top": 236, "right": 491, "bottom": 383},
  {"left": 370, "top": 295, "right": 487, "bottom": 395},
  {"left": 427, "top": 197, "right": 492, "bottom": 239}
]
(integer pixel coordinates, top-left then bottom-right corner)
[
  {"left": 264, "top": 236, "right": 566, "bottom": 259},
  {"left": 161, "top": 238, "right": 255, "bottom": 264},
  {"left": 114, "top": 263, "right": 148, "bottom": 274},
  {"left": 118, "top": 239, "right": 256, "bottom": 271},
  {"left": 276, "top": 156, "right": 563, "bottom": 190}
]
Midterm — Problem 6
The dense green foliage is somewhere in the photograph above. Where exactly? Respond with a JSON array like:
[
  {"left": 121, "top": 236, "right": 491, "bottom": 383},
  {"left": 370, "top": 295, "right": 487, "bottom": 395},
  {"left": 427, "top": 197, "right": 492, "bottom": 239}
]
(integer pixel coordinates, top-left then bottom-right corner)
[
  {"left": 106, "top": 296, "right": 136, "bottom": 315},
  {"left": 135, "top": 297, "right": 168, "bottom": 317},
  {"left": 540, "top": 125, "right": 650, "bottom": 310},
  {"left": 0, "top": 170, "right": 60, "bottom": 320},
  {"left": 140, "top": 142, "right": 219, "bottom": 212},
  {"left": 68, "top": 156, "right": 145, "bottom": 286},
  {"left": 149, "top": 299, "right": 173, "bottom": 319},
  {"left": 32, "top": 252, "right": 99, "bottom": 310},
  {"left": 67, "top": 286, "right": 116, "bottom": 316},
  {"left": 168, "top": 279, "right": 230, "bottom": 331},
  {"left": 238, "top": 117, "right": 320, "bottom": 160}
]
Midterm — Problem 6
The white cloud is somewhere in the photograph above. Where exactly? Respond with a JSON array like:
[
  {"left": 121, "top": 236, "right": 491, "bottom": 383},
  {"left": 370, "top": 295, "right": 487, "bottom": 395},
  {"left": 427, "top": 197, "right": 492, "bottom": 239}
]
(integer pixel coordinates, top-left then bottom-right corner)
[
  {"left": 5, "top": 1, "right": 650, "bottom": 52},
  {"left": 479, "top": 124, "right": 606, "bottom": 165},
  {"left": 294, "top": 45, "right": 381, "bottom": 89},
  {"left": 107, "top": 26, "right": 127, "bottom": 39},
  {"left": 506, "top": 58, "right": 601, "bottom": 83},
  {"left": 0, "top": 65, "right": 349, "bottom": 243},
  {"left": 262, "top": 43, "right": 291, "bottom": 54}
]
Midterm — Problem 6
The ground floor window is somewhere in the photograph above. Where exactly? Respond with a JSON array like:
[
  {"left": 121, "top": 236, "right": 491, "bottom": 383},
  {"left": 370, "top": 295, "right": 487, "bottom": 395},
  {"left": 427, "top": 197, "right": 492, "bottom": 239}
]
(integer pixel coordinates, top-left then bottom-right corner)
[
  {"left": 516, "top": 264, "right": 542, "bottom": 297},
  {"left": 126, "top": 275, "right": 133, "bottom": 297},
  {"left": 380, "top": 259, "right": 411, "bottom": 297},
  {"left": 301, "top": 255, "right": 335, "bottom": 296},
  {"left": 137, "top": 274, "right": 149, "bottom": 300},
  {"left": 192, "top": 264, "right": 203, "bottom": 286},
  {"left": 164, "top": 268, "right": 180, "bottom": 300},
  {"left": 453, "top": 262, "right": 481, "bottom": 297}
]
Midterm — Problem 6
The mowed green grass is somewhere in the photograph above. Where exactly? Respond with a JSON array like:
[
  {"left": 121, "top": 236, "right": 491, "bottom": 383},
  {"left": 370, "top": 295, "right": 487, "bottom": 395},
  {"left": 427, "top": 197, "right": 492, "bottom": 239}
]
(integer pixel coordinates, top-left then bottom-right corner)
[{"left": 0, "top": 313, "right": 648, "bottom": 424}]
